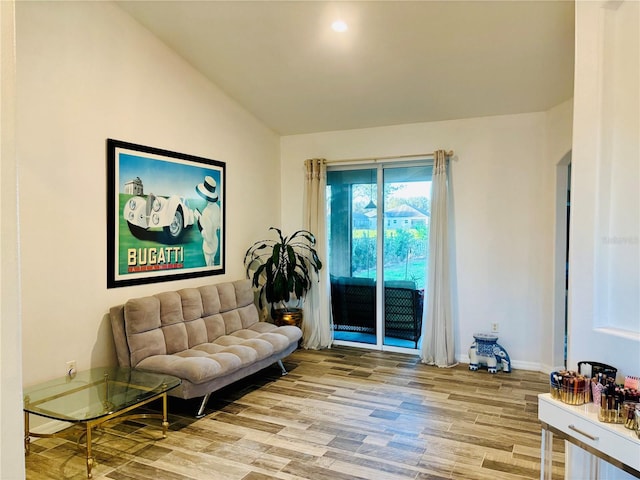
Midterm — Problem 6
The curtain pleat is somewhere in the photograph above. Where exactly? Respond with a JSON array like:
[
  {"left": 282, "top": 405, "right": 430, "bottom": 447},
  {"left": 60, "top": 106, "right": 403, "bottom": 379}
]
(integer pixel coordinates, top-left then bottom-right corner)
[
  {"left": 302, "top": 158, "right": 333, "bottom": 349},
  {"left": 420, "top": 150, "right": 457, "bottom": 367}
]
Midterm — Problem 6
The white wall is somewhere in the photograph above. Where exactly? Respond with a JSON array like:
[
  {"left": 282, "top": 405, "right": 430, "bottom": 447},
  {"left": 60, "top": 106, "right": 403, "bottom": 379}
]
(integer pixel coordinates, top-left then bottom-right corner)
[
  {"left": 596, "top": 0, "right": 639, "bottom": 334},
  {"left": 568, "top": 0, "right": 639, "bottom": 376},
  {"left": 16, "top": 0, "right": 281, "bottom": 396},
  {"left": 1, "top": 0, "right": 26, "bottom": 477},
  {"left": 567, "top": 2, "right": 638, "bottom": 478},
  {"left": 545, "top": 99, "right": 573, "bottom": 371},
  {"left": 281, "top": 109, "right": 572, "bottom": 369}
]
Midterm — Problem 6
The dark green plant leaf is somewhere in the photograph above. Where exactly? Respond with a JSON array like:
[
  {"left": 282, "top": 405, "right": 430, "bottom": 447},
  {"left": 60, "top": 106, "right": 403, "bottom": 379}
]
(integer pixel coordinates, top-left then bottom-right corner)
[{"left": 244, "top": 227, "right": 323, "bottom": 308}]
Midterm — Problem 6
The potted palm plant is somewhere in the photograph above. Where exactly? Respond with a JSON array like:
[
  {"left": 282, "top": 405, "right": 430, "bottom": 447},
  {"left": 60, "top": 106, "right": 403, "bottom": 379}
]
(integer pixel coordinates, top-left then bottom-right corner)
[{"left": 244, "top": 227, "right": 322, "bottom": 327}]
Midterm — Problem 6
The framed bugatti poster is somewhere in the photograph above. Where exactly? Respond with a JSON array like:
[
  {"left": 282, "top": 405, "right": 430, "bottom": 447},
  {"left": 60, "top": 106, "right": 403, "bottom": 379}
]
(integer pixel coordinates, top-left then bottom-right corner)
[{"left": 107, "top": 139, "right": 226, "bottom": 288}]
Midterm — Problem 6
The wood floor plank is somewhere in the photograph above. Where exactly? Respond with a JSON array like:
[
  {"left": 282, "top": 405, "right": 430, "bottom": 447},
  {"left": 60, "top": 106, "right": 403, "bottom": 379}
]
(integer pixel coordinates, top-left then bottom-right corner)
[{"left": 25, "top": 346, "right": 563, "bottom": 480}]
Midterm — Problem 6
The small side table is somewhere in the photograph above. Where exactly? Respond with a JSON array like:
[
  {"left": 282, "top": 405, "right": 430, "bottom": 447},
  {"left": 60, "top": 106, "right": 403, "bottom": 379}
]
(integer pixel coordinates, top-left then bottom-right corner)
[{"left": 468, "top": 333, "right": 511, "bottom": 373}]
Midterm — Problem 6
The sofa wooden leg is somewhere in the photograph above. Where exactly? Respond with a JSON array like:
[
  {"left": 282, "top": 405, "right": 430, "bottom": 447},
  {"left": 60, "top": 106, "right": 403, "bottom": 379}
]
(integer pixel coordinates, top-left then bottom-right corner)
[
  {"left": 277, "top": 360, "right": 288, "bottom": 376},
  {"left": 196, "top": 393, "right": 211, "bottom": 418}
]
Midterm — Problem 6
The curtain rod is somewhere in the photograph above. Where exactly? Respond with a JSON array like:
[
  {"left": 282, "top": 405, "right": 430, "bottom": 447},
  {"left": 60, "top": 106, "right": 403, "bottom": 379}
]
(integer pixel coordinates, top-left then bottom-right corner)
[{"left": 325, "top": 150, "right": 454, "bottom": 165}]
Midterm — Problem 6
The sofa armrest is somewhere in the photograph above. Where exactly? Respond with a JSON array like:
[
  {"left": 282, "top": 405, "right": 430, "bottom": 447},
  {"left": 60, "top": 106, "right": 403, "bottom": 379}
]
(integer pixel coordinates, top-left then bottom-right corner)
[{"left": 109, "top": 305, "right": 131, "bottom": 367}]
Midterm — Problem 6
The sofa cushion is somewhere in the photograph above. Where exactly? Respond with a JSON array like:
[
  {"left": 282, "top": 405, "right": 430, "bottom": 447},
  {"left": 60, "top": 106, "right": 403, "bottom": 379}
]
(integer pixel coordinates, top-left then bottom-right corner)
[
  {"left": 125, "top": 296, "right": 166, "bottom": 366},
  {"left": 238, "top": 304, "right": 259, "bottom": 329},
  {"left": 203, "top": 313, "right": 226, "bottom": 341},
  {"left": 125, "top": 296, "right": 161, "bottom": 334},
  {"left": 192, "top": 343, "right": 258, "bottom": 365},
  {"left": 128, "top": 329, "right": 166, "bottom": 367},
  {"left": 135, "top": 323, "right": 295, "bottom": 384},
  {"left": 198, "top": 285, "right": 221, "bottom": 315},
  {"left": 177, "top": 289, "right": 202, "bottom": 320},
  {"left": 136, "top": 353, "right": 240, "bottom": 385},
  {"left": 184, "top": 318, "right": 208, "bottom": 348},
  {"left": 157, "top": 291, "right": 185, "bottom": 325},
  {"left": 162, "top": 323, "right": 189, "bottom": 354},
  {"left": 222, "top": 310, "right": 243, "bottom": 334},
  {"left": 249, "top": 323, "right": 301, "bottom": 342},
  {"left": 218, "top": 282, "right": 238, "bottom": 311}
]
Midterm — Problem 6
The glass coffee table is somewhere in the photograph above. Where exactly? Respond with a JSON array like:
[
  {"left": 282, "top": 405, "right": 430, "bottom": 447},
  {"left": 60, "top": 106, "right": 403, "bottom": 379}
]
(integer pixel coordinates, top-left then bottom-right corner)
[{"left": 23, "top": 367, "right": 181, "bottom": 479}]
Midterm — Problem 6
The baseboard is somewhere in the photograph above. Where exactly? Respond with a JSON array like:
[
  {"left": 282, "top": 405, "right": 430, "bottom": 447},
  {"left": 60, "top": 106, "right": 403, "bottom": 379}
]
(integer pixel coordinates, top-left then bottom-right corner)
[
  {"left": 28, "top": 418, "right": 70, "bottom": 436},
  {"left": 539, "top": 363, "right": 565, "bottom": 375},
  {"left": 511, "top": 359, "right": 543, "bottom": 371}
]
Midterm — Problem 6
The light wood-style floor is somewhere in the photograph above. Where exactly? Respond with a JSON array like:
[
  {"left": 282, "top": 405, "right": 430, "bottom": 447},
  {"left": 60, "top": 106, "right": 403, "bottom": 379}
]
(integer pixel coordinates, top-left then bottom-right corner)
[{"left": 25, "top": 346, "right": 565, "bottom": 480}]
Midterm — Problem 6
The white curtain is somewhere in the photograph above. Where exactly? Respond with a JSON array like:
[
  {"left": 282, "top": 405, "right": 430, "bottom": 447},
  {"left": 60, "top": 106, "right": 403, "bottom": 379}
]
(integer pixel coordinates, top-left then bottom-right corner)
[
  {"left": 420, "top": 150, "right": 457, "bottom": 367},
  {"left": 302, "top": 158, "right": 333, "bottom": 349}
]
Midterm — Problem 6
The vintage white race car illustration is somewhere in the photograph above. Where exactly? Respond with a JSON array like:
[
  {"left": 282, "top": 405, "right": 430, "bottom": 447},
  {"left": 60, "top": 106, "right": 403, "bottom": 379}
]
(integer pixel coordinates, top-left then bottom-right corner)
[{"left": 123, "top": 193, "right": 197, "bottom": 243}]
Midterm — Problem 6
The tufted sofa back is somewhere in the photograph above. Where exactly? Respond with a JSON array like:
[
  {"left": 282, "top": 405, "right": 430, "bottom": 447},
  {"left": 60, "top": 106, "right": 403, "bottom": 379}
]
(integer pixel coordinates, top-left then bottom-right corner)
[{"left": 110, "top": 279, "right": 259, "bottom": 368}]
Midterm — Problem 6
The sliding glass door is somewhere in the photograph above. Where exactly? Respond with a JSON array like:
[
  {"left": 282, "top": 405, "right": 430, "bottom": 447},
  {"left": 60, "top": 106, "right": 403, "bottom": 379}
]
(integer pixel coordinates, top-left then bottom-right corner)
[{"left": 327, "top": 162, "right": 432, "bottom": 351}]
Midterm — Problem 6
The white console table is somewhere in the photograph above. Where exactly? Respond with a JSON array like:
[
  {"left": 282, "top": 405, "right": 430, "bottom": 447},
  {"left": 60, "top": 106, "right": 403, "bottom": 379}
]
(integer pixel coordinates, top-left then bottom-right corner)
[{"left": 538, "top": 393, "right": 640, "bottom": 479}]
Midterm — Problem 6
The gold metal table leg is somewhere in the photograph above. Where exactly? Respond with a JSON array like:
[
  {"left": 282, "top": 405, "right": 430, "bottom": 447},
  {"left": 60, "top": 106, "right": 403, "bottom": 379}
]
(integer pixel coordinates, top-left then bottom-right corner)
[
  {"left": 85, "top": 422, "right": 94, "bottom": 479},
  {"left": 161, "top": 392, "right": 169, "bottom": 438},
  {"left": 24, "top": 412, "right": 31, "bottom": 455}
]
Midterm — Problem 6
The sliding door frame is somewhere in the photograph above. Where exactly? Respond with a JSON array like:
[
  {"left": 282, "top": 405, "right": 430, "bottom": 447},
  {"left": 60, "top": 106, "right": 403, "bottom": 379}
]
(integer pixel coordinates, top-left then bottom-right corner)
[{"left": 328, "top": 158, "right": 432, "bottom": 354}]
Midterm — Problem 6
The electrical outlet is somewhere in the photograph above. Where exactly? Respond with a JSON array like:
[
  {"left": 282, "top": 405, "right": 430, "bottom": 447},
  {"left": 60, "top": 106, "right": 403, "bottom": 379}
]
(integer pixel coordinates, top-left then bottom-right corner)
[
  {"left": 66, "top": 360, "right": 77, "bottom": 377},
  {"left": 491, "top": 322, "right": 499, "bottom": 333}
]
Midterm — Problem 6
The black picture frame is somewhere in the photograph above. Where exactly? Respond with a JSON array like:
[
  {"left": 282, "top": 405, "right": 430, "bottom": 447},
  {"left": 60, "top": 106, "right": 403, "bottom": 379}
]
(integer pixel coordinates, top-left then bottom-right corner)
[{"left": 107, "top": 139, "right": 225, "bottom": 288}]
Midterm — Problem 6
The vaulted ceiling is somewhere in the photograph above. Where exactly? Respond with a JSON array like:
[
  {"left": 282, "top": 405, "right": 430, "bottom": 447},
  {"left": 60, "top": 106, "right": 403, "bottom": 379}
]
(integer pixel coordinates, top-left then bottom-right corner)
[{"left": 117, "top": 1, "right": 575, "bottom": 135}]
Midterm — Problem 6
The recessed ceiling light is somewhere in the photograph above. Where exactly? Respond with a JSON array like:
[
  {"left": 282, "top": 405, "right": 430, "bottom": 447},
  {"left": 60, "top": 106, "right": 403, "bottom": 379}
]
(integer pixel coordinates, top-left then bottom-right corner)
[{"left": 331, "top": 20, "right": 348, "bottom": 32}]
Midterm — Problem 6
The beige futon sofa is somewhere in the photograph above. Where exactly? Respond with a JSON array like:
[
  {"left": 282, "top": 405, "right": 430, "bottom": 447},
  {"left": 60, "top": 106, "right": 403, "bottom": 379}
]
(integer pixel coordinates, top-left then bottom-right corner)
[{"left": 110, "top": 279, "right": 302, "bottom": 417}]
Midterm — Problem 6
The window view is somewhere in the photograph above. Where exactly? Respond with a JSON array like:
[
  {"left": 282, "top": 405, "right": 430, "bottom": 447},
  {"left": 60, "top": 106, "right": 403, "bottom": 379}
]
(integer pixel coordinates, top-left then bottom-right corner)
[{"left": 327, "top": 164, "right": 432, "bottom": 350}]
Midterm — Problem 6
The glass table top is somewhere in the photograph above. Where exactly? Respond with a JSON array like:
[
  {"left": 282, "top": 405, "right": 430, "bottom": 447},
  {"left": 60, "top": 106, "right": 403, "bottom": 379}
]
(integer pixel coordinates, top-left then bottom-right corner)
[{"left": 23, "top": 367, "right": 181, "bottom": 422}]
